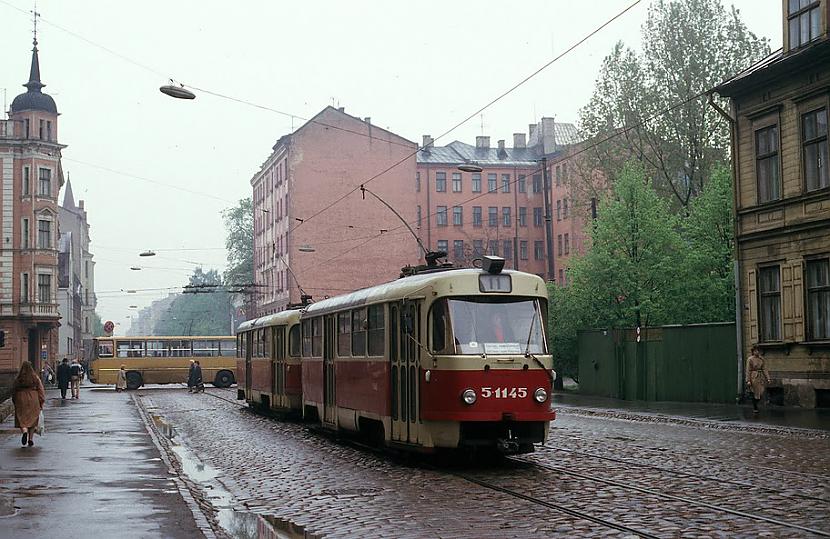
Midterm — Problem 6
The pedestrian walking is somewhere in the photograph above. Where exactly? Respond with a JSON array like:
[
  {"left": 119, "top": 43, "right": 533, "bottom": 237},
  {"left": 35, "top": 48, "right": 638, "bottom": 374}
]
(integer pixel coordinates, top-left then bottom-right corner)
[
  {"left": 56, "top": 358, "right": 71, "bottom": 399},
  {"left": 12, "top": 361, "right": 45, "bottom": 447},
  {"left": 70, "top": 359, "right": 83, "bottom": 399},
  {"left": 187, "top": 359, "right": 196, "bottom": 392},
  {"left": 746, "top": 345, "right": 771, "bottom": 413},
  {"left": 116, "top": 365, "right": 127, "bottom": 392},
  {"left": 192, "top": 360, "right": 204, "bottom": 393}
]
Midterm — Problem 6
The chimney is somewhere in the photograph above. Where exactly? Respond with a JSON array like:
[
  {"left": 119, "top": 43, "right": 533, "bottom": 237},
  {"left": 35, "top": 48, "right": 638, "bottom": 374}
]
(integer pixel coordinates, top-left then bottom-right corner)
[
  {"left": 513, "top": 133, "right": 526, "bottom": 148},
  {"left": 476, "top": 136, "right": 490, "bottom": 149},
  {"left": 529, "top": 124, "right": 537, "bottom": 139},
  {"left": 78, "top": 200, "right": 84, "bottom": 209},
  {"left": 337, "top": 107, "right": 345, "bottom": 113},
  {"left": 422, "top": 135, "right": 434, "bottom": 150},
  {"left": 497, "top": 139, "right": 507, "bottom": 159},
  {"left": 364, "top": 117, "right": 371, "bottom": 124}
]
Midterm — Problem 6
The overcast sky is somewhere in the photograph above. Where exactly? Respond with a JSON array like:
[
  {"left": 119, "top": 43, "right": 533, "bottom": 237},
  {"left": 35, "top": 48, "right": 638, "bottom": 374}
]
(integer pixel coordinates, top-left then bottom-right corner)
[{"left": 0, "top": 0, "right": 782, "bottom": 333}]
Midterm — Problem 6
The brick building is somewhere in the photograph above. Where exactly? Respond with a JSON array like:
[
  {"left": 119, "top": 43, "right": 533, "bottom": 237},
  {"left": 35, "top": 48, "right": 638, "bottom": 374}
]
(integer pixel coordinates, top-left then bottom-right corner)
[
  {"left": 0, "top": 37, "right": 63, "bottom": 383},
  {"left": 251, "top": 106, "right": 420, "bottom": 316},
  {"left": 714, "top": 0, "right": 830, "bottom": 406}
]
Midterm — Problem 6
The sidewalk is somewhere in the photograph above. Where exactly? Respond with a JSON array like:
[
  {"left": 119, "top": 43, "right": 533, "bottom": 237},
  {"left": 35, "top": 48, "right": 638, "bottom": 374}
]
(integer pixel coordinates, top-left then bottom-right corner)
[
  {"left": 0, "top": 385, "right": 206, "bottom": 539},
  {"left": 552, "top": 391, "right": 830, "bottom": 432}
]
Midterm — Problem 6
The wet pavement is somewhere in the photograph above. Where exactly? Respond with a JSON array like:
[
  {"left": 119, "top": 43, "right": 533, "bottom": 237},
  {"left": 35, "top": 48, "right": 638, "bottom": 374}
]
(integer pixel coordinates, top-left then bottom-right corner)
[{"left": 0, "top": 385, "right": 206, "bottom": 539}]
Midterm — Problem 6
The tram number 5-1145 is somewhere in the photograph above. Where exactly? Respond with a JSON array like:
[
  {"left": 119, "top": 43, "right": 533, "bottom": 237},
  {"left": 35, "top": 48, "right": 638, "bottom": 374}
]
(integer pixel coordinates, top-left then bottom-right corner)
[{"left": 481, "top": 387, "right": 527, "bottom": 398}]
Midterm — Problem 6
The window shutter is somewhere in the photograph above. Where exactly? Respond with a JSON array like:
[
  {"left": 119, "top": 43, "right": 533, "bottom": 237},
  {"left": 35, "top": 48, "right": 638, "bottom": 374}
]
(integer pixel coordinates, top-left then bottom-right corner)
[
  {"left": 782, "top": 264, "right": 795, "bottom": 341},
  {"left": 747, "top": 269, "right": 758, "bottom": 343},
  {"left": 782, "top": 261, "right": 805, "bottom": 342}
]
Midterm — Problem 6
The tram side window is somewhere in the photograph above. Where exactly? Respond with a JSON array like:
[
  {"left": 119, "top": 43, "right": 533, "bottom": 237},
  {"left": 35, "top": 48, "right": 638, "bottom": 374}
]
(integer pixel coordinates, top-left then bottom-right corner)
[
  {"left": 301, "top": 320, "right": 312, "bottom": 357},
  {"left": 289, "top": 325, "right": 301, "bottom": 357},
  {"left": 337, "top": 312, "right": 351, "bottom": 357},
  {"left": 98, "top": 341, "right": 114, "bottom": 358},
  {"left": 264, "top": 328, "right": 272, "bottom": 358},
  {"left": 367, "top": 304, "right": 385, "bottom": 356},
  {"left": 240, "top": 334, "right": 247, "bottom": 359},
  {"left": 147, "top": 340, "right": 170, "bottom": 358},
  {"left": 352, "top": 308, "right": 367, "bottom": 356},
  {"left": 236, "top": 335, "right": 242, "bottom": 358},
  {"left": 275, "top": 327, "right": 285, "bottom": 361},
  {"left": 430, "top": 300, "right": 451, "bottom": 354},
  {"left": 311, "top": 317, "right": 322, "bottom": 357}
]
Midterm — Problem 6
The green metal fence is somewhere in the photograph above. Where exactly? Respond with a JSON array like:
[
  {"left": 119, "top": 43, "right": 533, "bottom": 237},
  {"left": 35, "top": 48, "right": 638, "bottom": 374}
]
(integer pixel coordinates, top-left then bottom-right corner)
[{"left": 577, "top": 322, "right": 737, "bottom": 403}]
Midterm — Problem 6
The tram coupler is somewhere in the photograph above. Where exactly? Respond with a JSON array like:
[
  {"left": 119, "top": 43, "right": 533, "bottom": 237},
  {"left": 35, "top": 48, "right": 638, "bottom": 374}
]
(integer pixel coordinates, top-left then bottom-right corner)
[{"left": 496, "top": 438, "right": 520, "bottom": 454}]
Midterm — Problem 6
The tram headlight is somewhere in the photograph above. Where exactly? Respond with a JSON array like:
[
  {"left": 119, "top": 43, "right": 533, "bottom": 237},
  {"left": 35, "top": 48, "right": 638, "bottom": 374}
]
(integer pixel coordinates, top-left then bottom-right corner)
[
  {"left": 462, "top": 389, "right": 477, "bottom": 405},
  {"left": 534, "top": 388, "right": 548, "bottom": 403}
]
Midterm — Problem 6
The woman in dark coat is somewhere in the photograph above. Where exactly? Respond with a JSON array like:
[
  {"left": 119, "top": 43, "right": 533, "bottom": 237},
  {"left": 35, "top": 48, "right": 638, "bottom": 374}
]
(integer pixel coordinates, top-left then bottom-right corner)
[
  {"left": 13, "top": 361, "right": 45, "bottom": 447},
  {"left": 56, "top": 358, "right": 71, "bottom": 399}
]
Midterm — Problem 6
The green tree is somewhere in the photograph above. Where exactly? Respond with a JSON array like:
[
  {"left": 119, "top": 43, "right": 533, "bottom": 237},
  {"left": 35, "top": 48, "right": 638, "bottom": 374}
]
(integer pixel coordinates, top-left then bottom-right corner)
[
  {"left": 223, "top": 197, "right": 253, "bottom": 286},
  {"left": 578, "top": 0, "right": 769, "bottom": 208},
  {"left": 154, "top": 268, "right": 232, "bottom": 336},
  {"left": 92, "top": 312, "right": 104, "bottom": 336}
]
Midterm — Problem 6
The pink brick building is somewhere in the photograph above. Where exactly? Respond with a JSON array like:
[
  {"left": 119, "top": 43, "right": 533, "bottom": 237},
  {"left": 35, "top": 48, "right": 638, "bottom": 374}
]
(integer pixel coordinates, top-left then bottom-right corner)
[{"left": 0, "top": 38, "right": 63, "bottom": 381}]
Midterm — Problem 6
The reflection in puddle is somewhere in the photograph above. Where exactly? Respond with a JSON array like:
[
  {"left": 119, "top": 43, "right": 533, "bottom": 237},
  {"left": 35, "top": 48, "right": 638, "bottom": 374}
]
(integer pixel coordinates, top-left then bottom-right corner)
[{"left": 153, "top": 413, "right": 314, "bottom": 538}]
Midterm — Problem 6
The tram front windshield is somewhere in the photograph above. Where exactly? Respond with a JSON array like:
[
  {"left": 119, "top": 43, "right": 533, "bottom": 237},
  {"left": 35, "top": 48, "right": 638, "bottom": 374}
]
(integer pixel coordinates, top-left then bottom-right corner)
[{"left": 433, "top": 298, "right": 547, "bottom": 355}]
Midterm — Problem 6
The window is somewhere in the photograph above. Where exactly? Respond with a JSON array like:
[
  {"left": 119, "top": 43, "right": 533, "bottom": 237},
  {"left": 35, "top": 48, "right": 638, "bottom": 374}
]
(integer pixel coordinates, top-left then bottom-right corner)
[
  {"left": 452, "top": 172, "right": 462, "bottom": 192},
  {"left": 302, "top": 319, "right": 312, "bottom": 357},
  {"left": 453, "top": 206, "right": 463, "bottom": 226},
  {"left": 37, "top": 220, "right": 51, "bottom": 249},
  {"left": 21, "top": 273, "right": 29, "bottom": 302},
  {"left": 534, "top": 241, "right": 544, "bottom": 260},
  {"left": 38, "top": 168, "right": 51, "bottom": 197},
  {"left": 46, "top": 120, "right": 52, "bottom": 141},
  {"left": 435, "top": 172, "right": 446, "bottom": 192},
  {"left": 473, "top": 240, "right": 483, "bottom": 256},
  {"left": 558, "top": 234, "right": 563, "bottom": 256},
  {"left": 564, "top": 198, "right": 569, "bottom": 218},
  {"left": 24, "top": 119, "right": 29, "bottom": 138},
  {"left": 23, "top": 166, "right": 30, "bottom": 195},
  {"left": 532, "top": 174, "right": 542, "bottom": 193},
  {"left": 338, "top": 312, "right": 351, "bottom": 356},
  {"left": 564, "top": 233, "right": 570, "bottom": 255},
  {"left": 489, "top": 240, "right": 499, "bottom": 256},
  {"left": 759, "top": 266, "right": 781, "bottom": 342},
  {"left": 193, "top": 340, "right": 220, "bottom": 357},
  {"left": 416, "top": 172, "right": 421, "bottom": 192},
  {"left": 502, "top": 207, "right": 511, "bottom": 227},
  {"left": 453, "top": 240, "right": 464, "bottom": 259},
  {"left": 807, "top": 258, "right": 830, "bottom": 340},
  {"left": 518, "top": 175, "right": 526, "bottom": 193},
  {"left": 367, "top": 305, "right": 385, "bottom": 356},
  {"left": 520, "top": 241, "right": 528, "bottom": 260},
  {"left": 437, "top": 239, "right": 448, "bottom": 253},
  {"left": 788, "top": 0, "right": 821, "bottom": 49},
  {"left": 518, "top": 207, "right": 527, "bottom": 227},
  {"left": 417, "top": 205, "right": 422, "bottom": 227},
  {"left": 289, "top": 325, "right": 301, "bottom": 357},
  {"left": 39, "top": 119, "right": 45, "bottom": 139},
  {"left": 437, "top": 205, "right": 448, "bottom": 226},
  {"left": 503, "top": 240, "right": 512, "bottom": 260},
  {"left": 37, "top": 274, "right": 51, "bottom": 303},
  {"left": 472, "top": 173, "right": 481, "bottom": 193},
  {"left": 563, "top": 162, "right": 568, "bottom": 182},
  {"left": 488, "top": 206, "right": 498, "bottom": 227},
  {"left": 351, "top": 310, "right": 366, "bottom": 356},
  {"left": 555, "top": 165, "right": 561, "bottom": 186},
  {"left": 472, "top": 206, "right": 482, "bottom": 226},
  {"left": 487, "top": 173, "right": 497, "bottom": 193},
  {"left": 556, "top": 200, "right": 561, "bottom": 220},
  {"left": 22, "top": 219, "right": 29, "bottom": 249},
  {"left": 502, "top": 174, "right": 511, "bottom": 193},
  {"left": 533, "top": 207, "right": 543, "bottom": 227},
  {"left": 755, "top": 125, "right": 780, "bottom": 203},
  {"left": 803, "top": 108, "right": 828, "bottom": 192}
]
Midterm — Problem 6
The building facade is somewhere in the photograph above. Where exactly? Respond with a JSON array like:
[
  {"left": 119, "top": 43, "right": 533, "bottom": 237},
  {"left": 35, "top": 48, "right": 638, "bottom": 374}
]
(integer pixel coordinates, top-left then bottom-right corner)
[
  {"left": 251, "top": 106, "right": 420, "bottom": 316},
  {"left": 0, "top": 38, "right": 63, "bottom": 383},
  {"left": 57, "top": 179, "right": 96, "bottom": 360},
  {"left": 714, "top": 0, "right": 830, "bottom": 407},
  {"left": 57, "top": 231, "right": 81, "bottom": 361}
]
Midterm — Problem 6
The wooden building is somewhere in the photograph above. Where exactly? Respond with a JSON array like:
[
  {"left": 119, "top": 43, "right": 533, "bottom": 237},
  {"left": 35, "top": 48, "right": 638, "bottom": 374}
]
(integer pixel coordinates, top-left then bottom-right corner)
[{"left": 714, "top": 0, "right": 830, "bottom": 407}]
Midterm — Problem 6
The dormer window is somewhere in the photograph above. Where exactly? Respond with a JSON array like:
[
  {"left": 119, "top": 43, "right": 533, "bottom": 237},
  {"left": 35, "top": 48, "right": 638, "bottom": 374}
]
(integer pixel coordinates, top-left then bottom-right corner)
[{"left": 788, "top": 0, "right": 821, "bottom": 50}]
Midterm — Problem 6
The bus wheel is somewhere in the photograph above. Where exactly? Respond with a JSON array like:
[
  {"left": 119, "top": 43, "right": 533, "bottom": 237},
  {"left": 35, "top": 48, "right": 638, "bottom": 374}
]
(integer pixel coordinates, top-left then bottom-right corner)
[
  {"left": 214, "top": 370, "right": 235, "bottom": 388},
  {"left": 126, "top": 371, "right": 143, "bottom": 390}
]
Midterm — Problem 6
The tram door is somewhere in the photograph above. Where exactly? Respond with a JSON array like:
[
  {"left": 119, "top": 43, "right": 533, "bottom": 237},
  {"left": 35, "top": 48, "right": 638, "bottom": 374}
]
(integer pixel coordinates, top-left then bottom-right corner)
[
  {"left": 323, "top": 315, "right": 336, "bottom": 425},
  {"left": 244, "top": 332, "right": 253, "bottom": 399},
  {"left": 273, "top": 326, "right": 286, "bottom": 408},
  {"left": 391, "top": 301, "right": 420, "bottom": 444}
]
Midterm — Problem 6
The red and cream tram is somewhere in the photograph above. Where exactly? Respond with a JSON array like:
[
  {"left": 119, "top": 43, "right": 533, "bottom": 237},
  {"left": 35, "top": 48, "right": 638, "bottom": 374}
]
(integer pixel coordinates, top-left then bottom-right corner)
[{"left": 238, "top": 257, "right": 556, "bottom": 453}]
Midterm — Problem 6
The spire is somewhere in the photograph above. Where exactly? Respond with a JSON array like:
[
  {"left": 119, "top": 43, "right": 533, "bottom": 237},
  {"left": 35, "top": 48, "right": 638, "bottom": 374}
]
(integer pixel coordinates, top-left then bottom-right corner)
[
  {"left": 10, "top": 5, "right": 56, "bottom": 115},
  {"left": 25, "top": 6, "right": 44, "bottom": 92},
  {"left": 62, "top": 177, "right": 75, "bottom": 209}
]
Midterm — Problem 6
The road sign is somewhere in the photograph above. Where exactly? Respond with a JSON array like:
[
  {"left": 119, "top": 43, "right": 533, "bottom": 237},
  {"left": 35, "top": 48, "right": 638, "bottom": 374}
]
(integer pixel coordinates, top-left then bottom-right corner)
[{"left": 104, "top": 320, "right": 115, "bottom": 334}]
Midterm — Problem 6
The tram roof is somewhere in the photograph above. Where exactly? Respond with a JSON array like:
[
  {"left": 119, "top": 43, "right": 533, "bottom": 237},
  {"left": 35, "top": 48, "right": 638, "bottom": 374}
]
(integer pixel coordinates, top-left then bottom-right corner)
[
  {"left": 303, "top": 268, "right": 547, "bottom": 317},
  {"left": 237, "top": 308, "right": 302, "bottom": 332}
]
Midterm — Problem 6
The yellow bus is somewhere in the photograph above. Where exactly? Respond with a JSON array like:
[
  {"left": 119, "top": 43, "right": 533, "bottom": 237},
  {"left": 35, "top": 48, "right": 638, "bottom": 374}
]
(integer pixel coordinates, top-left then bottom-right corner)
[{"left": 88, "top": 336, "right": 237, "bottom": 390}]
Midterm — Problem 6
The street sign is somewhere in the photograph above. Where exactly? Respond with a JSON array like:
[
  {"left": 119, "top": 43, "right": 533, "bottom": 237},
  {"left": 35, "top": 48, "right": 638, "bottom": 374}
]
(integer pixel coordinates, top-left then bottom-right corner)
[{"left": 104, "top": 320, "right": 115, "bottom": 334}]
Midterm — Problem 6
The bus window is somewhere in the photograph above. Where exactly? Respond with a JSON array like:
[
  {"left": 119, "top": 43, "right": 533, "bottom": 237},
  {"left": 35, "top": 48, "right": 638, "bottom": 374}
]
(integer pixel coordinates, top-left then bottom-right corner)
[
  {"left": 193, "top": 340, "right": 219, "bottom": 357},
  {"left": 117, "top": 340, "right": 145, "bottom": 358},
  {"left": 289, "top": 325, "right": 301, "bottom": 357},
  {"left": 170, "top": 340, "right": 192, "bottom": 358},
  {"left": 98, "top": 340, "right": 114, "bottom": 358},
  {"left": 220, "top": 339, "right": 236, "bottom": 357},
  {"left": 147, "top": 340, "right": 170, "bottom": 357}
]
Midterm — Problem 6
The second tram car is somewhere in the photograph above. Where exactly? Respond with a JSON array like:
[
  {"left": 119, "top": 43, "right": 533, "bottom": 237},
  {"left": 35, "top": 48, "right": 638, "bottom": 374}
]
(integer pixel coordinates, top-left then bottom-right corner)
[{"left": 237, "top": 258, "right": 555, "bottom": 454}]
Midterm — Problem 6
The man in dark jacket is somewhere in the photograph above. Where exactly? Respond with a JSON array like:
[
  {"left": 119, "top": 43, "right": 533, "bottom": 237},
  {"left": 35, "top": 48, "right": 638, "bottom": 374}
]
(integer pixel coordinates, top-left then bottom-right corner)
[
  {"left": 192, "top": 361, "right": 204, "bottom": 393},
  {"left": 187, "top": 360, "right": 196, "bottom": 392},
  {"left": 56, "top": 358, "right": 72, "bottom": 399}
]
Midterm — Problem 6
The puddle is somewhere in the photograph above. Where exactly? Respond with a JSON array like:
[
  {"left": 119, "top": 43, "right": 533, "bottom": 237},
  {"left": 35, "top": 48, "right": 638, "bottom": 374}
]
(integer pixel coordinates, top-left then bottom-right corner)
[{"left": 152, "top": 413, "right": 314, "bottom": 538}]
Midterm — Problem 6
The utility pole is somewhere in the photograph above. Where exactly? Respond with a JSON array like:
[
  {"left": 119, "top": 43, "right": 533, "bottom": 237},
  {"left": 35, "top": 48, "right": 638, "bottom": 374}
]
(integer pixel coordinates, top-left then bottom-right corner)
[{"left": 541, "top": 157, "right": 555, "bottom": 282}]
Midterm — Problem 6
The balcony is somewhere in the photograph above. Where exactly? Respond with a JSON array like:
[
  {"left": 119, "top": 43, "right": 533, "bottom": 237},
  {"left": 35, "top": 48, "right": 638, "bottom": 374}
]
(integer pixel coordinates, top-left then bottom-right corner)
[{"left": 19, "top": 302, "right": 61, "bottom": 318}]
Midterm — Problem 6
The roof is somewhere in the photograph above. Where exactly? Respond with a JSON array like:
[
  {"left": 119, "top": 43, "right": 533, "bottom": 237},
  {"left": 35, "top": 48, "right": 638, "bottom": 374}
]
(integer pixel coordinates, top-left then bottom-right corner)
[
  {"left": 715, "top": 38, "right": 830, "bottom": 96},
  {"left": 418, "top": 140, "right": 540, "bottom": 166},
  {"left": 10, "top": 40, "right": 57, "bottom": 115},
  {"left": 236, "top": 308, "right": 302, "bottom": 332}
]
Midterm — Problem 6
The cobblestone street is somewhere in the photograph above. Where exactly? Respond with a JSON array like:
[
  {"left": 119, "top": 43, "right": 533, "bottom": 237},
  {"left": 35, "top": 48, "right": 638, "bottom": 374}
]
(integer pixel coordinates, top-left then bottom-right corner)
[{"left": 134, "top": 387, "right": 830, "bottom": 538}]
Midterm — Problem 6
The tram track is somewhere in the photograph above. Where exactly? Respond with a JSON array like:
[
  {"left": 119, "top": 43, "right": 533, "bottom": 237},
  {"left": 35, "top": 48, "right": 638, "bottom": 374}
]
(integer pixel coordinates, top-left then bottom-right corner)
[
  {"left": 509, "top": 455, "right": 830, "bottom": 537},
  {"left": 541, "top": 445, "right": 830, "bottom": 503}
]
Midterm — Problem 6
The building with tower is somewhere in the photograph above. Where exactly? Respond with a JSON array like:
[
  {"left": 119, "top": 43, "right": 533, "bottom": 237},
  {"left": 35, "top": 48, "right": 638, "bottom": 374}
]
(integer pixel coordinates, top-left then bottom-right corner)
[{"left": 0, "top": 34, "right": 64, "bottom": 384}]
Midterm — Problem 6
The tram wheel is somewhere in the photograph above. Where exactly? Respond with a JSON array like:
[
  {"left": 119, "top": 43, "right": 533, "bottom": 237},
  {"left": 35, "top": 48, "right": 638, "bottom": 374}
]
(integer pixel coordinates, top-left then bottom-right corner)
[
  {"left": 126, "top": 371, "right": 143, "bottom": 390},
  {"left": 213, "top": 370, "right": 235, "bottom": 388}
]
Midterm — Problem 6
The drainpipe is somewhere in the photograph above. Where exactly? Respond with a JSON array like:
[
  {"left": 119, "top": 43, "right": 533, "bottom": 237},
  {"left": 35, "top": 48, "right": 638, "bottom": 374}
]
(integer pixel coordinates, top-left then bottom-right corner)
[
  {"left": 708, "top": 91, "right": 744, "bottom": 402},
  {"left": 542, "top": 157, "right": 555, "bottom": 282}
]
